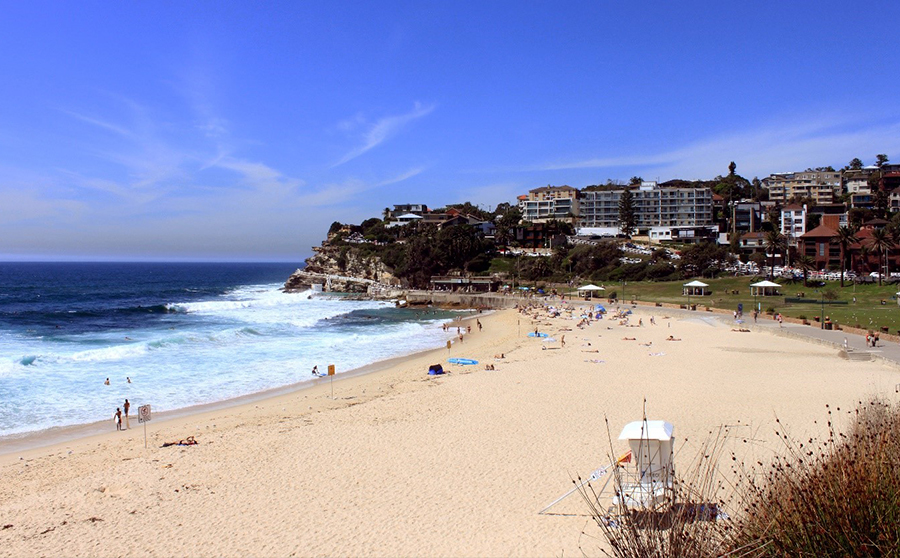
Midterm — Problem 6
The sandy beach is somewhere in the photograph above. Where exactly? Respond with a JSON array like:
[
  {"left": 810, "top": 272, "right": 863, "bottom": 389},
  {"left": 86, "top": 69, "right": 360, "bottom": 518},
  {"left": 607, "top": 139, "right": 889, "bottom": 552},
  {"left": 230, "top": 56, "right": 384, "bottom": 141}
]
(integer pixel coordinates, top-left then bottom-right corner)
[{"left": 1, "top": 304, "right": 898, "bottom": 557}]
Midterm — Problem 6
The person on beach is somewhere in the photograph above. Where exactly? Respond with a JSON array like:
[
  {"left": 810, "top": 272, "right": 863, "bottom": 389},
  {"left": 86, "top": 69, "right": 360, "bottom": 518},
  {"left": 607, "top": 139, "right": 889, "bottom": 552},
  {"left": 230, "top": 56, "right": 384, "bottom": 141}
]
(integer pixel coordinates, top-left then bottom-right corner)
[
  {"left": 560, "top": 335, "right": 566, "bottom": 347},
  {"left": 312, "top": 365, "right": 319, "bottom": 376},
  {"left": 104, "top": 378, "right": 110, "bottom": 385},
  {"left": 477, "top": 319, "right": 482, "bottom": 332},
  {"left": 114, "top": 408, "right": 122, "bottom": 431},
  {"left": 666, "top": 335, "right": 681, "bottom": 341},
  {"left": 123, "top": 399, "right": 130, "bottom": 429},
  {"left": 127, "top": 377, "right": 132, "bottom": 383}
]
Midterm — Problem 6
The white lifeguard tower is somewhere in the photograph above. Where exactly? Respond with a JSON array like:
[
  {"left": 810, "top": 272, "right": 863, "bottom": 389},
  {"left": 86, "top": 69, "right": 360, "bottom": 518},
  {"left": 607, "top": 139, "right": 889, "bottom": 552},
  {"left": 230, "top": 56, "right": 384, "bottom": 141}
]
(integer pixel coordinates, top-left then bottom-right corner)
[
  {"left": 539, "top": 419, "right": 677, "bottom": 516},
  {"left": 611, "top": 420, "right": 676, "bottom": 512}
]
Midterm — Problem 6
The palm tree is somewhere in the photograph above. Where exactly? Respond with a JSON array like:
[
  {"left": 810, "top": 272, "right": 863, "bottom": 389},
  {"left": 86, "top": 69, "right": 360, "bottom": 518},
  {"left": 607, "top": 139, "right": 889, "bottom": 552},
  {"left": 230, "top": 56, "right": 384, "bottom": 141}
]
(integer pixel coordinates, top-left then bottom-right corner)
[
  {"left": 858, "top": 245, "right": 872, "bottom": 276},
  {"left": 870, "top": 228, "right": 894, "bottom": 286},
  {"left": 764, "top": 230, "right": 786, "bottom": 280},
  {"left": 797, "top": 255, "right": 815, "bottom": 287},
  {"left": 832, "top": 226, "right": 859, "bottom": 288}
]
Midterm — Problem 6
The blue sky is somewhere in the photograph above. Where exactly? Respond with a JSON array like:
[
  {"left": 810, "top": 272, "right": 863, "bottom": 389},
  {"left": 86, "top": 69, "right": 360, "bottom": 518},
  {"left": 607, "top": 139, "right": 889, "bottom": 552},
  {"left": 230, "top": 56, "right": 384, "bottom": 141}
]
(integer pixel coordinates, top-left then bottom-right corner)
[{"left": 2, "top": 1, "right": 899, "bottom": 261}]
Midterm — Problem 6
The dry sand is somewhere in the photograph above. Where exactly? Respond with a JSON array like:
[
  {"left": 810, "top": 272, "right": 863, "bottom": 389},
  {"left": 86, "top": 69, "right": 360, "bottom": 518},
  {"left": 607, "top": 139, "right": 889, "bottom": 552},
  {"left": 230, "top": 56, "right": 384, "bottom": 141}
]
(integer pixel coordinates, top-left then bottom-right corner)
[{"left": 1, "top": 305, "right": 899, "bottom": 557}]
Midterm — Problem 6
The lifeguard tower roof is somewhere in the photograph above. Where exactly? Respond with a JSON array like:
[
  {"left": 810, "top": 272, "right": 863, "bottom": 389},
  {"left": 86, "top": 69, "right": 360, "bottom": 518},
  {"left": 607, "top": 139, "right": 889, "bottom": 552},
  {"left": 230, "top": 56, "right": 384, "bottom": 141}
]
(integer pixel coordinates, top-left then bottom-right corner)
[{"left": 618, "top": 420, "right": 674, "bottom": 441}]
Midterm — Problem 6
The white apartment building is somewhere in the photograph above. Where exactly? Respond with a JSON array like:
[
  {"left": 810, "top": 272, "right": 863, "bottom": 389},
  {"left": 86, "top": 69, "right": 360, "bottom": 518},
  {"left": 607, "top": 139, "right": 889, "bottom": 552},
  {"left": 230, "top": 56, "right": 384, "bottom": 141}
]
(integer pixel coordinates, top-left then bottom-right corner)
[
  {"left": 780, "top": 204, "right": 807, "bottom": 246},
  {"left": 762, "top": 170, "right": 842, "bottom": 204},
  {"left": 842, "top": 166, "right": 879, "bottom": 194},
  {"left": 578, "top": 182, "right": 713, "bottom": 229},
  {"left": 518, "top": 185, "right": 579, "bottom": 223}
]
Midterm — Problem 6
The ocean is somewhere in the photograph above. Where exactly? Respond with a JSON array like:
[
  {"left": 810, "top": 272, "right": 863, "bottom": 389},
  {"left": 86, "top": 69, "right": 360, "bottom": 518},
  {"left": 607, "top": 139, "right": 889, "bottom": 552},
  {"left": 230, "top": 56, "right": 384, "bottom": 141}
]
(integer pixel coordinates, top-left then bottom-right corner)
[{"left": 0, "top": 262, "right": 458, "bottom": 440}]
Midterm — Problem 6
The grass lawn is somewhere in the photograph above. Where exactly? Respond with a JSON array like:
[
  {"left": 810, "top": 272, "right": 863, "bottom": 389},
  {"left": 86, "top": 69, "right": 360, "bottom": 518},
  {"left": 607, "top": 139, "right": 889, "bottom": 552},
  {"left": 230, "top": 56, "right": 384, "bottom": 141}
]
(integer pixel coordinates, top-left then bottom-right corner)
[{"left": 562, "top": 276, "right": 900, "bottom": 334}]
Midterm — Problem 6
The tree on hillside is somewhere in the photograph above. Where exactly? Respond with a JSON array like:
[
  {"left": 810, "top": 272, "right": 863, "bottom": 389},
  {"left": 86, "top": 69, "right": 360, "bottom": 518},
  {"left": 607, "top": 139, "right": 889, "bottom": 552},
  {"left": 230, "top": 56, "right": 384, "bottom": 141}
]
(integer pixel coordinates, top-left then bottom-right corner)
[
  {"left": 677, "top": 242, "right": 733, "bottom": 278},
  {"left": 849, "top": 158, "right": 864, "bottom": 170},
  {"left": 832, "top": 226, "right": 859, "bottom": 288},
  {"left": 446, "top": 201, "right": 493, "bottom": 221},
  {"left": 876, "top": 154, "right": 890, "bottom": 168},
  {"left": 382, "top": 208, "right": 391, "bottom": 221},
  {"left": 764, "top": 230, "right": 786, "bottom": 279},
  {"left": 618, "top": 188, "right": 637, "bottom": 237},
  {"left": 728, "top": 161, "right": 737, "bottom": 176},
  {"left": 874, "top": 187, "right": 890, "bottom": 218},
  {"left": 751, "top": 177, "right": 762, "bottom": 200},
  {"left": 494, "top": 207, "right": 521, "bottom": 247},
  {"left": 629, "top": 176, "right": 643, "bottom": 186}
]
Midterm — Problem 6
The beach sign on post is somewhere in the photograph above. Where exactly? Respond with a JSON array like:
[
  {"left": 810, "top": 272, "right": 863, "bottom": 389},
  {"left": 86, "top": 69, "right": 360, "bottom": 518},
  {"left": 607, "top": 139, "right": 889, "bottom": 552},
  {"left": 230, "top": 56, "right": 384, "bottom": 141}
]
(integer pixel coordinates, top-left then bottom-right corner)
[
  {"left": 138, "top": 404, "right": 151, "bottom": 449},
  {"left": 328, "top": 364, "right": 335, "bottom": 399}
]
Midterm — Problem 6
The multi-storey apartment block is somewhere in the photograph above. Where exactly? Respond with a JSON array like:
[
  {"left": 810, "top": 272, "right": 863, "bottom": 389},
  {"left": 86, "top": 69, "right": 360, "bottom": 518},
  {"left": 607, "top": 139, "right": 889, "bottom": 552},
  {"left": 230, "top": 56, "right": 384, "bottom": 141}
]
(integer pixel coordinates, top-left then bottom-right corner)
[
  {"left": 780, "top": 204, "right": 807, "bottom": 245},
  {"left": 578, "top": 182, "right": 713, "bottom": 229},
  {"left": 518, "top": 185, "right": 579, "bottom": 223},
  {"left": 761, "top": 170, "right": 842, "bottom": 204}
]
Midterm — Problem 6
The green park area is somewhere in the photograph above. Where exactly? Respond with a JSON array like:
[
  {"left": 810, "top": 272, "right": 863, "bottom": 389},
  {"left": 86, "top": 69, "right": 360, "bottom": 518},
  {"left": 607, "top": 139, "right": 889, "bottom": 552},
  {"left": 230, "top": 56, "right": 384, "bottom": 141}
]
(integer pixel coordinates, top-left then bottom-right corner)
[{"left": 563, "top": 277, "right": 900, "bottom": 334}]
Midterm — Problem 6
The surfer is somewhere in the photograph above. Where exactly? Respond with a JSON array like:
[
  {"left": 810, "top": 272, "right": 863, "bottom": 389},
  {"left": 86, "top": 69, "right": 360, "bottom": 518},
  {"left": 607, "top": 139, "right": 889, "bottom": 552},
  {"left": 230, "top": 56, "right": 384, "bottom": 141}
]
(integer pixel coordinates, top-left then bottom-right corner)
[
  {"left": 311, "top": 365, "right": 319, "bottom": 376},
  {"left": 104, "top": 378, "right": 110, "bottom": 385}
]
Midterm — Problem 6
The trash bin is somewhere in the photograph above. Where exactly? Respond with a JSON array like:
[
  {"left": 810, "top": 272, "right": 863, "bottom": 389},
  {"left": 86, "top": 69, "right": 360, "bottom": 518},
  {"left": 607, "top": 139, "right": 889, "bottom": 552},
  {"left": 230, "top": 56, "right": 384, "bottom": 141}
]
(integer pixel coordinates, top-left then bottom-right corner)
[{"left": 824, "top": 322, "right": 833, "bottom": 330}]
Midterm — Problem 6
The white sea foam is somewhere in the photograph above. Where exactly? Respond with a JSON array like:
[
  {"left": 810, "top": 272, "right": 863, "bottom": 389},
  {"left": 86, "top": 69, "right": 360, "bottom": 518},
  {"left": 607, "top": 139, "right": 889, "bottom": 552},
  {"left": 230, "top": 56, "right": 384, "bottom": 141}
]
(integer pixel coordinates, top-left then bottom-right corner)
[{"left": 0, "top": 284, "right": 456, "bottom": 438}]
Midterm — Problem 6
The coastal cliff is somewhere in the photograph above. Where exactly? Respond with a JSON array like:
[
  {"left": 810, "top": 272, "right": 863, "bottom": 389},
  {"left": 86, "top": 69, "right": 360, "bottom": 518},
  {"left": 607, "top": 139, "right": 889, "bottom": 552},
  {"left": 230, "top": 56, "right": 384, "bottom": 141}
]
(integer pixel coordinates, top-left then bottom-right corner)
[{"left": 284, "top": 245, "right": 403, "bottom": 296}]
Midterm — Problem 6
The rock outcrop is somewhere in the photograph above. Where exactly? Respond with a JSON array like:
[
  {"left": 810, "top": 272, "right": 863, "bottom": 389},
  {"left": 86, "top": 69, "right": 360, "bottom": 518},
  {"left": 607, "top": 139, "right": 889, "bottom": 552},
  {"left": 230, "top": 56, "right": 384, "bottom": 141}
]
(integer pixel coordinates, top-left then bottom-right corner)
[{"left": 284, "top": 245, "right": 403, "bottom": 297}]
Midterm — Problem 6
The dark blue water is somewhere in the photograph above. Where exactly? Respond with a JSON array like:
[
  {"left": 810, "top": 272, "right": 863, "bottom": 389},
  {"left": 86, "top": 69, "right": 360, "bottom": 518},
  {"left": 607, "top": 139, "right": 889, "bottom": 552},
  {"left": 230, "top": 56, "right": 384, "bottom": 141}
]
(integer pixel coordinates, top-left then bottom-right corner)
[{"left": 0, "top": 262, "right": 301, "bottom": 336}]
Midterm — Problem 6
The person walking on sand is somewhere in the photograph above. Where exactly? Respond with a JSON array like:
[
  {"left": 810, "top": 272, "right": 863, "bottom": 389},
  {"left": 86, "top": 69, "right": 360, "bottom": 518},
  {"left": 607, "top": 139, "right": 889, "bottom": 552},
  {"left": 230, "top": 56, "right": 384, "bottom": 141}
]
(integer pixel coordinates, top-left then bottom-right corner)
[
  {"left": 123, "top": 399, "right": 130, "bottom": 429},
  {"left": 560, "top": 334, "right": 566, "bottom": 347},
  {"left": 114, "top": 408, "right": 122, "bottom": 431}
]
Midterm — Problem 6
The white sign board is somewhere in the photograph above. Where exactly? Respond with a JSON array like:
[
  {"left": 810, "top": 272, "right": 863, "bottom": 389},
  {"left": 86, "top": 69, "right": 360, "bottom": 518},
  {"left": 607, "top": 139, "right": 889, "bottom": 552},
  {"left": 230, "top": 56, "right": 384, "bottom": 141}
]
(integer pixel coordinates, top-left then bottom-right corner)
[{"left": 138, "top": 404, "right": 151, "bottom": 423}]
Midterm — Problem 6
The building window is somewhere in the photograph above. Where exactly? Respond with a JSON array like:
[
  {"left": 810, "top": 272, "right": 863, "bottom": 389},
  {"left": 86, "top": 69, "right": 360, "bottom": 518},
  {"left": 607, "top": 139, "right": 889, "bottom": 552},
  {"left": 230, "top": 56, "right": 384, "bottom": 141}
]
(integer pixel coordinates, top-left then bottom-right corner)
[{"left": 819, "top": 243, "right": 825, "bottom": 257}]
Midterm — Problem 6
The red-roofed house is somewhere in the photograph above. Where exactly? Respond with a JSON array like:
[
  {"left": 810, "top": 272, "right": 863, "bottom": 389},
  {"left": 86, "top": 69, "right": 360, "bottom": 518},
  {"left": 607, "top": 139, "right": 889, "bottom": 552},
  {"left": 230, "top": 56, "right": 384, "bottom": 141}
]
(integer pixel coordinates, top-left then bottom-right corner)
[{"left": 800, "top": 224, "right": 839, "bottom": 269}]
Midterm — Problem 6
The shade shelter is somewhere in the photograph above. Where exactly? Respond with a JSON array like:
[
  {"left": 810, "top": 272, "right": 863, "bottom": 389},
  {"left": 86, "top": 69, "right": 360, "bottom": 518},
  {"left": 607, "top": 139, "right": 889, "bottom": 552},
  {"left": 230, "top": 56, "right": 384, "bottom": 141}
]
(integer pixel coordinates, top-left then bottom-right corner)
[
  {"left": 749, "top": 280, "right": 782, "bottom": 297},
  {"left": 682, "top": 280, "right": 709, "bottom": 296},
  {"left": 577, "top": 284, "right": 605, "bottom": 299},
  {"left": 682, "top": 280, "right": 708, "bottom": 309}
]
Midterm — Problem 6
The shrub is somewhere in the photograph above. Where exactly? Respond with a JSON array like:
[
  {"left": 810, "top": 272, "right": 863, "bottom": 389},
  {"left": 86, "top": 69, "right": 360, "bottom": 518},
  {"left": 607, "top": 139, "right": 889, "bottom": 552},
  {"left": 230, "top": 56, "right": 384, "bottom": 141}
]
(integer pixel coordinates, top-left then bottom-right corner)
[{"left": 728, "top": 399, "right": 900, "bottom": 556}]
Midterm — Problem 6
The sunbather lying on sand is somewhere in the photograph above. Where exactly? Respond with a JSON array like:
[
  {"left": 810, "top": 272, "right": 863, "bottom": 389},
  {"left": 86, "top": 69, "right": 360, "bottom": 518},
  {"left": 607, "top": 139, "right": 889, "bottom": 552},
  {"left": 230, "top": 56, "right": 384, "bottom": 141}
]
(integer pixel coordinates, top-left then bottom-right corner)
[
  {"left": 665, "top": 336, "right": 681, "bottom": 341},
  {"left": 161, "top": 436, "right": 197, "bottom": 448},
  {"left": 622, "top": 337, "right": 636, "bottom": 341}
]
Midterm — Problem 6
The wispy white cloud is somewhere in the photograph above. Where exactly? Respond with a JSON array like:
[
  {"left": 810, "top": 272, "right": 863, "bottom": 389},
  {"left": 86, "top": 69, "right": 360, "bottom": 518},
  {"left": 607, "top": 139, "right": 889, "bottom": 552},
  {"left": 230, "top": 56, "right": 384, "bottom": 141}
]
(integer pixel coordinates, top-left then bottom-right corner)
[
  {"left": 212, "top": 156, "right": 305, "bottom": 196},
  {"left": 60, "top": 110, "right": 134, "bottom": 138},
  {"left": 376, "top": 166, "right": 425, "bottom": 186},
  {"left": 332, "top": 102, "right": 435, "bottom": 167},
  {"left": 531, "top": 117, "right": 900, "bottom": 180}
]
